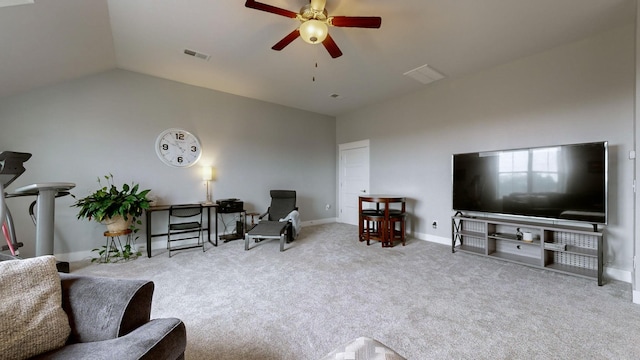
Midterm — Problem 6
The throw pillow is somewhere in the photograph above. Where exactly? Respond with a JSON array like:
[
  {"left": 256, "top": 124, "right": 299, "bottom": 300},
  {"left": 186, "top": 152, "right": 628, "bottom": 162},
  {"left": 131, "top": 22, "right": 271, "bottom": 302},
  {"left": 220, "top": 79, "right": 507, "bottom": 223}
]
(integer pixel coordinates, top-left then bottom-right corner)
[
  {"left": 0, "top": 255, "right": 71, "bottom": 359},
  {"left": 320, "top": 336, "right": 406, "bottom": 360}
]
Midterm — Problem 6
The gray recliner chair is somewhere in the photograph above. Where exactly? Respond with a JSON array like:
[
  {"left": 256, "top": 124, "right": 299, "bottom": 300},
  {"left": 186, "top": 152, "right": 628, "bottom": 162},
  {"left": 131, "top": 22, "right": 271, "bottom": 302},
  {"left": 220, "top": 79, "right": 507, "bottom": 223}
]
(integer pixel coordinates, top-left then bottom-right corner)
[
  {"left": 245, "top": 190, "right": 298, "bottom": 251},
  {"left": 0, "top": 254, "right": 186, "bottom": 360}
]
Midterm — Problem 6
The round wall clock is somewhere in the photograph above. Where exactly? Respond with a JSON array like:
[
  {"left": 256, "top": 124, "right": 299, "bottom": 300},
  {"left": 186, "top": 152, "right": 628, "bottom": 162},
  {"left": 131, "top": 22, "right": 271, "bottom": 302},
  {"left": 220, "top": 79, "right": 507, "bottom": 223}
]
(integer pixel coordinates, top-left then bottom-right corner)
[{"left": 155, "top": 128, "right": 202, "bottom": 168}]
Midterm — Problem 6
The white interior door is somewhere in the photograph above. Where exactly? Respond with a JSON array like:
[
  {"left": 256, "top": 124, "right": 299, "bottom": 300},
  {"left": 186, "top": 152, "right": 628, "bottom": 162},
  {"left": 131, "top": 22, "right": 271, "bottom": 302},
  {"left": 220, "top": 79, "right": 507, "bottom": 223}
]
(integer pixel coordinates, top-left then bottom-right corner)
[{"left": 339, "top": 140, "right": 370, "bottom": 225}]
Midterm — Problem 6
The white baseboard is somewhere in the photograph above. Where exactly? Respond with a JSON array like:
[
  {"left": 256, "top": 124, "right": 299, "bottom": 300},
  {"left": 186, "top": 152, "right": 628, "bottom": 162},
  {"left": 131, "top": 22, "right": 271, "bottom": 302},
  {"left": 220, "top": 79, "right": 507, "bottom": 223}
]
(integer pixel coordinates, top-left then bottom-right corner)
[
  {"left": 54, "top": 218, "right": 338, "bottom": 262},
  {"left": 301, "top": 218, "right": 337, "bottom": 226},
  {"left": 605, "top": 267, "right": 632, "bottom": 283},
  {"left": 53, "top": 221, "right": 634, "bottom": 286},
  {"left": 55, "top": 250, "right": 95, "bottom": 263},
  {"left": 412, "top": 230, "right": 450, "bottom": 246}
]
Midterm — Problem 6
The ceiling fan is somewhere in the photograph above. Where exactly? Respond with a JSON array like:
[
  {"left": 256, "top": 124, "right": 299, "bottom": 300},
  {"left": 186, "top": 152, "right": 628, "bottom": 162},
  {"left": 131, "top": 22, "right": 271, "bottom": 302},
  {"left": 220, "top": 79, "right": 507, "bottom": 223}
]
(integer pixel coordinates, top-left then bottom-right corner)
[{"left": 245, "top": 0, "right": 382, "bottom": 58}]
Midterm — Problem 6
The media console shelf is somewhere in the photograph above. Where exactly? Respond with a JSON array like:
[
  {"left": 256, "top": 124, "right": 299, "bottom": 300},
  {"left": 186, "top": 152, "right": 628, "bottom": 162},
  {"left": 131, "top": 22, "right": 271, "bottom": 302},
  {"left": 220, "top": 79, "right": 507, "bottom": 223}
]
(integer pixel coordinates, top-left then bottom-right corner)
[{"left": 451, "top": 215, "right": 604, "bottom": 285}]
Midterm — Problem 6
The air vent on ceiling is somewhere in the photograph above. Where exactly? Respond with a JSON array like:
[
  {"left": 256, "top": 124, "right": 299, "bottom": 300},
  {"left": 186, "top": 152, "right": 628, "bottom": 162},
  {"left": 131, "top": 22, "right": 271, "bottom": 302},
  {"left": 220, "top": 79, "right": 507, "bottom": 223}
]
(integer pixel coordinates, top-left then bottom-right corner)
[
  {"left": 403, "top": 64, "right": 445, "bottom": 85},
  {"left": 183, "top": 49, "right": 210, "bottom": 61},
  {"left": 0, "top": 0, "right": 34, "bottom": 8}
]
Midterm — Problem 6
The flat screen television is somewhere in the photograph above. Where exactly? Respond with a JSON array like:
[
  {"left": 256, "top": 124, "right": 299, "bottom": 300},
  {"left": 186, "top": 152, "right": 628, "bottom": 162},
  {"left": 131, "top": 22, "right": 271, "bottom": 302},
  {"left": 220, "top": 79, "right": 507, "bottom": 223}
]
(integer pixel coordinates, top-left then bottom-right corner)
[{"left": 452, "top": 141, "right": 607, "bottom": 225}]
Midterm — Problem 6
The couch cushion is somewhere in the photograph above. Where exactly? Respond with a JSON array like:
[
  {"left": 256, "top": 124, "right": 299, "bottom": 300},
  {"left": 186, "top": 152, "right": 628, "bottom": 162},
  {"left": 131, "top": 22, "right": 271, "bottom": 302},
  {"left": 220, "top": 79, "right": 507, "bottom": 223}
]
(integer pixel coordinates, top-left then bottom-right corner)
[
  {"left": 0, "top": 255, "right": 71, "bottom": 359},
  {"left": 320, "top": 336, "right": 406, "bottom": 360}
]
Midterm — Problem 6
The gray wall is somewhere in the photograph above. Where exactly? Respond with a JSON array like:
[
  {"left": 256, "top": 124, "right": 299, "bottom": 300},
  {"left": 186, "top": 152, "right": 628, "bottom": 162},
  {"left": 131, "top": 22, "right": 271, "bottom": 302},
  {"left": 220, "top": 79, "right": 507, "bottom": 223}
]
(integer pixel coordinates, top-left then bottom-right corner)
[
  {"left": 337, "top": 24, "right": 635, "bottom": 278},
  {"left": 0, "top": 22, "right": 634, "bottom": 282},
  {"left": 0, "top": 69, "right": 336, "bottom": 259}
]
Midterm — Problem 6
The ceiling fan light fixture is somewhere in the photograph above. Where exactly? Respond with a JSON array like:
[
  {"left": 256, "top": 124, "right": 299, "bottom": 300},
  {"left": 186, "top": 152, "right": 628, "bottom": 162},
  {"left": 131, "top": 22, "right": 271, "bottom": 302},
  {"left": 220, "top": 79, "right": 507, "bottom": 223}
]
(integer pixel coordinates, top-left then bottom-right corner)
[
  {"left": 299, "top": 20, "right": 328, "bottom": 44},
  {"left": 309, "top": 0, "right": 326, "bottom": 12}
]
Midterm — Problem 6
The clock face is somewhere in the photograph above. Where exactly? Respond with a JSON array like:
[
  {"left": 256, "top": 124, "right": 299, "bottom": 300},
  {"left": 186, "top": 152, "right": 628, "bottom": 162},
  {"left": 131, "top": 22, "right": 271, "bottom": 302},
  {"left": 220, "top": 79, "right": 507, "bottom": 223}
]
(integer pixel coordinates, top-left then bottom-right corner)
[{"left": 155, "top": 128, "right": 202, "bottom": 168}]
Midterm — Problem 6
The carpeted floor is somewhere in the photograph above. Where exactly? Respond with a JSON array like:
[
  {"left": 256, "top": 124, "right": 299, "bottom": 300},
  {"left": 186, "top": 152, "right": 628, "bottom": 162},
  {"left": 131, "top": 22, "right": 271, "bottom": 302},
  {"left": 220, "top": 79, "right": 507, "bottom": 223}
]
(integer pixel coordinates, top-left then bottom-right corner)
[{"left": 70, "top": 223, "right": 640, "bottom": 359}]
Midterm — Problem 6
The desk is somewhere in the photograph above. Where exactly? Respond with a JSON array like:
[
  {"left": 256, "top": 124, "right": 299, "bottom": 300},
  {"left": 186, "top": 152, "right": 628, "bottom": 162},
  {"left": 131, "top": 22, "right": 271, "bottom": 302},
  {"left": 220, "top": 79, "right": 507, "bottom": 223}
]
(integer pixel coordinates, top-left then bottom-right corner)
[
  {"left": 359, "top": 195, "right": 406, "bottom": 246},
  {"left": 145, "top": 203, "right": 218, "bottom": 258}
]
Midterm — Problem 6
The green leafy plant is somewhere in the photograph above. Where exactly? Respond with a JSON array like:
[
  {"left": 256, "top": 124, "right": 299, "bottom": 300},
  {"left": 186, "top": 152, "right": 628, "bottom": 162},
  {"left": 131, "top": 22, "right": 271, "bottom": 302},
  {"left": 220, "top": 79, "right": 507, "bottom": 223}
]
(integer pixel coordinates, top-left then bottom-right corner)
[
  {"left": 72, "top": 174, "right": 151, "bottom": 224},
  {"left": 73, "top": 174, "right": 150, "bottom": 262}
]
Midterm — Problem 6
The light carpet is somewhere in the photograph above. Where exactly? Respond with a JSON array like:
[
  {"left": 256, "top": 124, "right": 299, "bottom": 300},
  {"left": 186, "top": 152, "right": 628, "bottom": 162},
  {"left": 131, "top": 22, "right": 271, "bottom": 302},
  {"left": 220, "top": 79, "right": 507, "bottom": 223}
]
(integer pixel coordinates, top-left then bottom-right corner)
[{"left": 70, "top": 223, "right": 640, "bottom": 359}]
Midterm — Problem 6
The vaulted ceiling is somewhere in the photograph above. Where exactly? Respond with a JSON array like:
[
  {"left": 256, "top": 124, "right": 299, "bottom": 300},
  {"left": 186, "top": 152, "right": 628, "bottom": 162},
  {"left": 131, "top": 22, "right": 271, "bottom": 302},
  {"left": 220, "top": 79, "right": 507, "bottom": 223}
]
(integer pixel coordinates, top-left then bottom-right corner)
[{"left": 0, "top": 0, "right": 635, "bottom": 116}]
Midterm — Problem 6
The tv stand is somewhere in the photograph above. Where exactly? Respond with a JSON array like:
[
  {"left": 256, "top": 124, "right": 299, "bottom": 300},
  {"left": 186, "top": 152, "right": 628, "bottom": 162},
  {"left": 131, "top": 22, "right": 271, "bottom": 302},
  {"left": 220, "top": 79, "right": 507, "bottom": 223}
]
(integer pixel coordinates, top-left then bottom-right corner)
[{"left": 451, "top": 215, "right": 604, "bottom": 285}]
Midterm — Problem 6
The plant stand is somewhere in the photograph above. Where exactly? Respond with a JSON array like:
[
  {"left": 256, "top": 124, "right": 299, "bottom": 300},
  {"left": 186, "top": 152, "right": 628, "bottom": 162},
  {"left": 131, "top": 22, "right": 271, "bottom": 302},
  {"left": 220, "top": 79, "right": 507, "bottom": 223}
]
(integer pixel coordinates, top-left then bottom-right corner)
[{"left": 97, "top": 229, "right": 138, "bottom": 263}]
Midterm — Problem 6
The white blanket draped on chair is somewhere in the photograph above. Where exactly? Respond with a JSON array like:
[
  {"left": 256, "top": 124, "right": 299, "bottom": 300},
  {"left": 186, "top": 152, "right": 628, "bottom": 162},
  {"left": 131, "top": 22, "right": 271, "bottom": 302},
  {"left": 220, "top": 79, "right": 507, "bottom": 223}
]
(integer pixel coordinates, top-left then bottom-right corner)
[{"left": 279, "top": 209, "right": 300, "bottom": 238}]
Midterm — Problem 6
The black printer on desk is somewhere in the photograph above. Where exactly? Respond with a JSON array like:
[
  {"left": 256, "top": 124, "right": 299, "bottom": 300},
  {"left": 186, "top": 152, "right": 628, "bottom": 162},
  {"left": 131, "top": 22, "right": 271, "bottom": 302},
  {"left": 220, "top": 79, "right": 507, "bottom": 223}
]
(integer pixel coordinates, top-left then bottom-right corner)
[{"left": 216, "top": 198, "right": 244, "bottom": 213}]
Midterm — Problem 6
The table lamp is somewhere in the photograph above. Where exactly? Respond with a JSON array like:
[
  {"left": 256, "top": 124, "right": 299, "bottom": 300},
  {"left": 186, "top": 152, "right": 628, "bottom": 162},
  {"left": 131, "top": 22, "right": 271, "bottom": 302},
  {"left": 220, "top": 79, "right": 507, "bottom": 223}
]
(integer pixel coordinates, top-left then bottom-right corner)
[{"left": 202, "top": 166, "right": 215, "bottom": 204}]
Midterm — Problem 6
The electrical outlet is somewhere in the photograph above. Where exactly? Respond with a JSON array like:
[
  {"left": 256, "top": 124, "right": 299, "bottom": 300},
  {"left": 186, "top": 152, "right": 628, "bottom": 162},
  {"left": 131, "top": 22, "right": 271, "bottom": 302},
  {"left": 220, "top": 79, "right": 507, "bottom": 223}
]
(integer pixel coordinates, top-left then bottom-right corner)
[{"left": 325, "top": 204, "right": 331, "bottom": 210}]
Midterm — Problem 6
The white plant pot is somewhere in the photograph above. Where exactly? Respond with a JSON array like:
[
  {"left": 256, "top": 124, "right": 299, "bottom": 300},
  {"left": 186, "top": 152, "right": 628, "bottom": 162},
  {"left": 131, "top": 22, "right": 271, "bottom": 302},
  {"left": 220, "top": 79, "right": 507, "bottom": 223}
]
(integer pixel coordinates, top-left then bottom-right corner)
[{"left": 104, "top": 215, "right": 133, "bottom": 233}]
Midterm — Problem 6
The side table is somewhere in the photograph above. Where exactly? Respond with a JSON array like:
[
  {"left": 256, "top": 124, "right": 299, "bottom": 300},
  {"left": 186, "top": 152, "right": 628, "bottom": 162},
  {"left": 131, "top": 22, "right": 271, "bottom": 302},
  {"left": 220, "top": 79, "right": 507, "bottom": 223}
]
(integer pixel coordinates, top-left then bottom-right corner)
[{"left": 218, "top": 210, "right": 246, "bottom": 242}]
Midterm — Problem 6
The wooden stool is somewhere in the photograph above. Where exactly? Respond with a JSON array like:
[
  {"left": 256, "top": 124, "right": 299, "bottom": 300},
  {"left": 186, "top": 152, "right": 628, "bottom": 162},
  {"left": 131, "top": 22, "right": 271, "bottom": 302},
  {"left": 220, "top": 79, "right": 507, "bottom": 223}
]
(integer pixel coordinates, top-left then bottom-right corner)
[
  {"left": 359, "top": 209, "right": 381, "bottom": 241},
  {"left": 385, "top": 213, "right": 406, "bottom": 247},
  {"left": 102, "top": 229, "right": 133, "bottom": 263},
  {"left": 362, "top": 213, "right": 386, "bottom": 246}
]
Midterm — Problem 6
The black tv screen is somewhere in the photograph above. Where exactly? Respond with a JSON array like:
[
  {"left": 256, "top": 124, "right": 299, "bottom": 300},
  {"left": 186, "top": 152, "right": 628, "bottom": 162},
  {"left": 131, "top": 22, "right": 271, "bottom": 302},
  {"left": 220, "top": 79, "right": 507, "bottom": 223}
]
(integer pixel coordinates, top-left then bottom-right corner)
[{"left": 452, "top": 142, "right": 607, "bottom": 224}]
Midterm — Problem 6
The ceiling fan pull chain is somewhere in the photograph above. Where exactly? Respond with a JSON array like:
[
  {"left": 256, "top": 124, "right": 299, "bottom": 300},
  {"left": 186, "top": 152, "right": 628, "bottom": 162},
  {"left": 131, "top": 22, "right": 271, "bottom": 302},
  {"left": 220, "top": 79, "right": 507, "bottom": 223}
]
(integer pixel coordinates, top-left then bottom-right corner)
[{"left": 313, "top": 61, "right": 318, "bottom": 82}]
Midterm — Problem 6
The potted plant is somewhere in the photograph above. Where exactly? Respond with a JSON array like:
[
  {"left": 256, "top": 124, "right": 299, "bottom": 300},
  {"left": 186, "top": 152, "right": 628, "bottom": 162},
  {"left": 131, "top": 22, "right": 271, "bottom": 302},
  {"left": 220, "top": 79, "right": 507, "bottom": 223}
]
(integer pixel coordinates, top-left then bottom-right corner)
[{"left": 72, "top": 174, "right": 151, "bottom": 262}]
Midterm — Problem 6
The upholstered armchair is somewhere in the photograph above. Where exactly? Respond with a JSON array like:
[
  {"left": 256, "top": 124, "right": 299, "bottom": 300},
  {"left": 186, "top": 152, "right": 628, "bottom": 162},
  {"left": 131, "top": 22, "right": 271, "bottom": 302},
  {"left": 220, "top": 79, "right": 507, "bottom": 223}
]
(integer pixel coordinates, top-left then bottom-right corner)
[{"left": 0, "top": 254, "right": 186, "bottom": 359}]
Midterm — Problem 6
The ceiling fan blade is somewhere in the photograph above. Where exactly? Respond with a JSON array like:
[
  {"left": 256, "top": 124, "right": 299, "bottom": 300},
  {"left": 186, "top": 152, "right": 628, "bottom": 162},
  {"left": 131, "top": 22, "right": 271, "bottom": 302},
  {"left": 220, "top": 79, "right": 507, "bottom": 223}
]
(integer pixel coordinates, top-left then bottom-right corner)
[
  {"left": 272, "top": 29, "right": 300, "bottom": 51},
  {"left": 330, "top": 16, "right": 382, "bottom": 28},
  {"left": 245, "top": 0, "right": 298, "bottom": 18},
  {"left": 322, "top": 34, "right": 343, "bottom": 58}
]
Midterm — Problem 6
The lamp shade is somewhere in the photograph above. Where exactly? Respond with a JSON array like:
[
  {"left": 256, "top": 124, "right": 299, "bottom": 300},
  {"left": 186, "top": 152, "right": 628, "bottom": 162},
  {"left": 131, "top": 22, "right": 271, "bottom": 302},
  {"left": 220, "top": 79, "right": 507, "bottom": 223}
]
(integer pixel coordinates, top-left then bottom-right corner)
[
  {"left": 202, "top": 166, "right": 214, "bottom": 181},
  {"left": 299, "top": 19, "right": 328, "bottom": 44}
]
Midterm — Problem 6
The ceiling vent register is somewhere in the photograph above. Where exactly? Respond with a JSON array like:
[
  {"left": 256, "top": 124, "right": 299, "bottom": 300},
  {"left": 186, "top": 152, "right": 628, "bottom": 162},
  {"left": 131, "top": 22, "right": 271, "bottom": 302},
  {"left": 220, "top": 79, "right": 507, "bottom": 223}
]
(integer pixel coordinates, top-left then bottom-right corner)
[{"left": 403, "top": 64, "right": 445, "bottom": 85}]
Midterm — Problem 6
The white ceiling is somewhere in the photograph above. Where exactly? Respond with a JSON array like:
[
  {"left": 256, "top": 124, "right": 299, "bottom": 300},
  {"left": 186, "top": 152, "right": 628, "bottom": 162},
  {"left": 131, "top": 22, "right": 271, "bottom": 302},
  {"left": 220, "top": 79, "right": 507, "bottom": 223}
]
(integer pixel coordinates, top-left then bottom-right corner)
[{"left": 0, "top": 0, "right": 635, "bottom": 116}]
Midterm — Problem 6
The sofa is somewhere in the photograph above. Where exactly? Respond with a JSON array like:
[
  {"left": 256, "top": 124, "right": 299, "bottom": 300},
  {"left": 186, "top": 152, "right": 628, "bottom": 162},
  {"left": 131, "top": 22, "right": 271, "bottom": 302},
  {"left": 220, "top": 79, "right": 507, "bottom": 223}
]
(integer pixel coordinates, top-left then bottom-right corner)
[{"left": 0, "top": 254, "right": 186, "bottom": 359}]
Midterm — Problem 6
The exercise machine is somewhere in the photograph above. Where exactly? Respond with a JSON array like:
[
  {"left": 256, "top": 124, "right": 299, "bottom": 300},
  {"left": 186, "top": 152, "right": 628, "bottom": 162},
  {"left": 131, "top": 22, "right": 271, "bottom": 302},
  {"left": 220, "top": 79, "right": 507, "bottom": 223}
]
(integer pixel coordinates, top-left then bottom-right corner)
[
  {"left": 0, "top": 151, "right": 31, "bottom": 255},
  {"left": 0, "top": 151, "right": 75, "bottom": 270}
]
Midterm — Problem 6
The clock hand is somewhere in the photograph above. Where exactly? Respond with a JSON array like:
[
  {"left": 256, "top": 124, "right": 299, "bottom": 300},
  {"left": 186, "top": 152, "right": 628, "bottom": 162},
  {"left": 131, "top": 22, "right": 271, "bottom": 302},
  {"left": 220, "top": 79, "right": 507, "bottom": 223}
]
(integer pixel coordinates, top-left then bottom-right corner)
[{"left": 162, "top": 136, "right": 179, "bottom": 148}]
